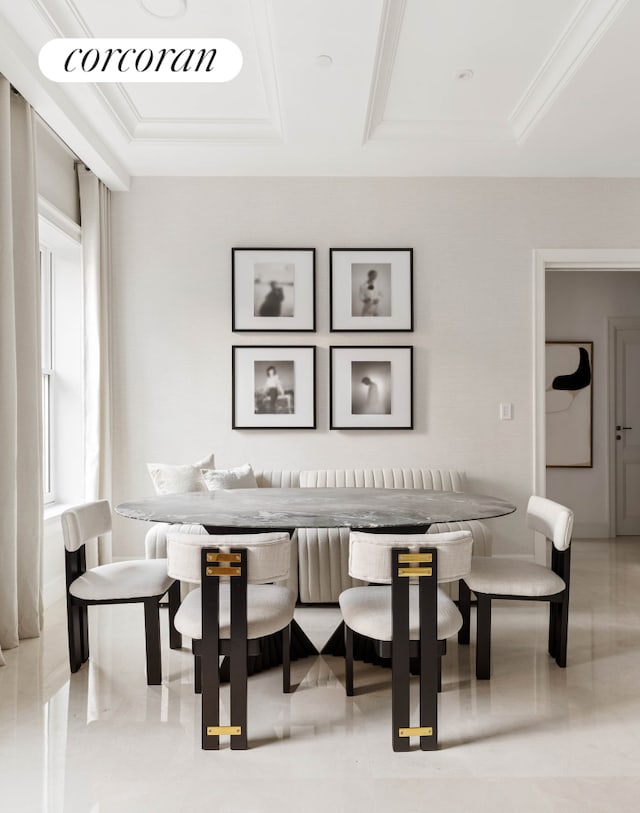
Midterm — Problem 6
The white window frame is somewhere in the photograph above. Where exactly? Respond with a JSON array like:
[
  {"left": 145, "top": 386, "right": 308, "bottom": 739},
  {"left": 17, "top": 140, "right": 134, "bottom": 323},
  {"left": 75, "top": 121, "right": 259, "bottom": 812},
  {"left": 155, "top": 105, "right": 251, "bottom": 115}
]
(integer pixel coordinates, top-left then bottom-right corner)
[
  {"left": 40, "top": 244, "right": 54, "bottom": 504},
  {"left": 39, "top": 202, "right": 83, "bottom": 512}
]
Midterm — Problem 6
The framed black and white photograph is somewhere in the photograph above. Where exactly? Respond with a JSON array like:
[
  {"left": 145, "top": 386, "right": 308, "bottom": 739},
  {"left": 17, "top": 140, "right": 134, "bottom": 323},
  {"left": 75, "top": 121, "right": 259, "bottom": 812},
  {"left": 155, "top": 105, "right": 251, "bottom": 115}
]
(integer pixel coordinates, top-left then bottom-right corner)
[
  {"left": 232, "top": 248, "right": 316, "bottom": 332},
  {"left": 330, "top": 346, "right": 413, "bottom": 429},
  {"left": 546, "top": 341, "right": 593, "bottom": 467},
  {"left": 330, "top": 248, "right": 413, "bottom": 332},
  {"left": 232, "top": 345, "right": 316, "bottom": 429}
]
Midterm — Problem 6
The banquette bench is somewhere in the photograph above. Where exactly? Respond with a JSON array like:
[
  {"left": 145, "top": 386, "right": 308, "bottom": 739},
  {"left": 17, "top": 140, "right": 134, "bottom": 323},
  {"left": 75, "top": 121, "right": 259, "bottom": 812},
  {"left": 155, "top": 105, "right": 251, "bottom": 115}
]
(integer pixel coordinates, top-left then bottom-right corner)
[{"left": 144, "top": 468, "right": 492, "bottom": 603}]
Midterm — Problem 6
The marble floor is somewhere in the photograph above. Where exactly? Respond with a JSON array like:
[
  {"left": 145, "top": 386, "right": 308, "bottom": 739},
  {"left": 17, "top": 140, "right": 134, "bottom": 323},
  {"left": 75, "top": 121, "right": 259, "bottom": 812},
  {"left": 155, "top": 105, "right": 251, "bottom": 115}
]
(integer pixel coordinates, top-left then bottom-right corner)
[{"left": 1, "top": 538, "right": 639, "bottom": 813}]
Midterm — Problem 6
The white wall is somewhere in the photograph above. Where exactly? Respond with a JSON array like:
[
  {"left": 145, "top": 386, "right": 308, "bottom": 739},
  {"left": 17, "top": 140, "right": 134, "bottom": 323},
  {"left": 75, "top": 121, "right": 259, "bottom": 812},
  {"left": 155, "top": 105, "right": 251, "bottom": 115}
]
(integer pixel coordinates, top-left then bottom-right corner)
[
  {"left": 546, "top": 270, "right": 640, "bottom": 536},
  {"left": 110, "top": 177, "right": 640, "bottom": 557}
]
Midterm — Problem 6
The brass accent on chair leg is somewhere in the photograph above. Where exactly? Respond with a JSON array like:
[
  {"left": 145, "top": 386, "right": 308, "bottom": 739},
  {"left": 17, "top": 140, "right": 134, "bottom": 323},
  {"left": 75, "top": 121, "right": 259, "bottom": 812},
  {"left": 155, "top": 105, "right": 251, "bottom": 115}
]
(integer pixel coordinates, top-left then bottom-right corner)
[
  {"left": 206, "top": 726, "right": 242, "bottom": 737},
  {"left": 397, "top": 553, "right": 433, "bottom": 563},
  {"left": 205, "top": 566, "right": 241, "bottom": 577},
  {"left": 206, "top": 552, "right": 242, "bottom": 563},
  {"left": 397, "top": 567, "right": 432, "bottom": 577},
  {"left": 398, "top": 727, "right": 433, "bottom": 738}
]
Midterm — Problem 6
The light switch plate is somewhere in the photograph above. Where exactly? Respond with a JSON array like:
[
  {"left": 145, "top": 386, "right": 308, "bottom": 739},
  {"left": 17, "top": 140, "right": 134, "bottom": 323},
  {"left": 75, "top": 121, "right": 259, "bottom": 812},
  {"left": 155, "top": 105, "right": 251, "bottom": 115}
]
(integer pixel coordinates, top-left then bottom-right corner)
[{"left": 500, "top": 402, "right": 513, "bottom": 421}]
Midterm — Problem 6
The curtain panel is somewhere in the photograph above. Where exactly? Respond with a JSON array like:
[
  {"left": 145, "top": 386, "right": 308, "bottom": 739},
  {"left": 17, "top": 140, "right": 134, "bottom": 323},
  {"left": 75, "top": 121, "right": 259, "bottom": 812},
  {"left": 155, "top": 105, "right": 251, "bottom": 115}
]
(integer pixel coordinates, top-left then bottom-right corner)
[
  {"left": 0, "top": 77, "right": 43, "bottom": 664},
  {"left": 77, "top": 165, "right": 113, "bottom": 565}
]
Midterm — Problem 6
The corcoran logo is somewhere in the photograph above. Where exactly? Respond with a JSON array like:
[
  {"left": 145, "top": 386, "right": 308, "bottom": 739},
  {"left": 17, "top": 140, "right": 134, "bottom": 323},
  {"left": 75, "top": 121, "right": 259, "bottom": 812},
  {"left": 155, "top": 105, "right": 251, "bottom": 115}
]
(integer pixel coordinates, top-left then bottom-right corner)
[{"left": 38, "top": 38, "right": 242, "bottom": 83}]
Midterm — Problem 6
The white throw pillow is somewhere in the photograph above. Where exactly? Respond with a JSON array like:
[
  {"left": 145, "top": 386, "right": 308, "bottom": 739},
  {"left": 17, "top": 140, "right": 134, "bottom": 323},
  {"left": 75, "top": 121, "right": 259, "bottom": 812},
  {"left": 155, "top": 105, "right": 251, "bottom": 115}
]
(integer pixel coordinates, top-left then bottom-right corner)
[
  {"left": 147, "top": 452, "right": 215, "bottom": 495},
  {"left": 201, "top": 463, "right": 258, "bottom": 490}
]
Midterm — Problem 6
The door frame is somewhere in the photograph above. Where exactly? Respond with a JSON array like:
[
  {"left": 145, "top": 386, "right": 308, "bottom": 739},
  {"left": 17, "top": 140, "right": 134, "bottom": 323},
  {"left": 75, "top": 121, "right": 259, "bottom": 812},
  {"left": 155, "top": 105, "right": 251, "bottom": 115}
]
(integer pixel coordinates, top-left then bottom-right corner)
[
  {"left": 533, "top": 249, "right": 640, "bottom": 547},
  {"left": 608, "top": 317, "right": 640, "bottom": 534}
]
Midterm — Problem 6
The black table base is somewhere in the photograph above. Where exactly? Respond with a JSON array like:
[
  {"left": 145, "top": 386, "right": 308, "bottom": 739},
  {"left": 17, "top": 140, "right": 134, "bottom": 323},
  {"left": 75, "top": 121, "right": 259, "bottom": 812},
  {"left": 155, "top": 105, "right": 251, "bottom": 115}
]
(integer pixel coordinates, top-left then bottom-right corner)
[
  {"left": 322, "top": 621, "right": 397, "bottom": 669},
  {"left": 322, "top": 621, "right": 433, "bottom": 675},
  {"left": 218, "top": 619, "right": 317, "bottom": 682}
]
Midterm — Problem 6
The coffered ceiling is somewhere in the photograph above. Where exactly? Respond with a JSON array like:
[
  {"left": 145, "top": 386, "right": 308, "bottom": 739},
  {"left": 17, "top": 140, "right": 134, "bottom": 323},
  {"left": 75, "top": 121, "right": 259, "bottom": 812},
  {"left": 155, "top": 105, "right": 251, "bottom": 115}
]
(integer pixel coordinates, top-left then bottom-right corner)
[{"left": 0, "top": 0, "right": 637, "bottom": 190}]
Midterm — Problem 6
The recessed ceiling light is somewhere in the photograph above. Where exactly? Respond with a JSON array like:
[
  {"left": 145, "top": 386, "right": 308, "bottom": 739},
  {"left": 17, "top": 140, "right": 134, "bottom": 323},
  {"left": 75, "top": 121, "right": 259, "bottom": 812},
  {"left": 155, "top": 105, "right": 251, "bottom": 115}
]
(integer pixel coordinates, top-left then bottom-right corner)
[
  {"left": 315, "top": 54, "right": 333, "bottom": 68},
  {"left": 138, "top": 0, "right": 187, "bottom": 19},
  {"left": 455, "top": 68, "right": 474, "bottom": 81}
]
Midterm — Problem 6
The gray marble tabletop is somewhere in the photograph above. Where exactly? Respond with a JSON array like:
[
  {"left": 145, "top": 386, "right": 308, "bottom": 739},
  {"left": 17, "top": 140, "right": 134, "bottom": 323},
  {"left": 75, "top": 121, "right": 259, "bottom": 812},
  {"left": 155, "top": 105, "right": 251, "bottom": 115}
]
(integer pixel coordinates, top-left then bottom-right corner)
[{"left": 116, "top": 488, "right": 516, "bottom": 530}]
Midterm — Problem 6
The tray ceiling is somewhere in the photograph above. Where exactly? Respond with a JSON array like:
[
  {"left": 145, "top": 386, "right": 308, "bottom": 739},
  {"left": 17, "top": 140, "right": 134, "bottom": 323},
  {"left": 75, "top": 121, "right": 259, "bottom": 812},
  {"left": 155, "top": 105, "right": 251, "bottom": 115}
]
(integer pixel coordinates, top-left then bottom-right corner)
[{"left": 0, "top": 0, "right": 637, "bottom": 189}]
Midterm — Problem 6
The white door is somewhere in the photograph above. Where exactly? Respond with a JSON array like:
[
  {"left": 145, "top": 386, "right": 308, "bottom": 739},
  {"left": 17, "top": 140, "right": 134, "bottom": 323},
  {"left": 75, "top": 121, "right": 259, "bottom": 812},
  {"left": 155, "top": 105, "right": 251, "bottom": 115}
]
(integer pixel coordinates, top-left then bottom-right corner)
[{"left": 615, "top": 328, "right": 640, "bottom": 534}]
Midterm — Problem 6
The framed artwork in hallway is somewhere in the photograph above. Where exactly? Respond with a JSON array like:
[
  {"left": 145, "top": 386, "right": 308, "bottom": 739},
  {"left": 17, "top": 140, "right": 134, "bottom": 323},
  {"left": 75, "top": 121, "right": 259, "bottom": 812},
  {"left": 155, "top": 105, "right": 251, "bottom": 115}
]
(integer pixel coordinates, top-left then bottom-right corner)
[{"left": 546, "top": 341, "right": 593, "bottom": 467}]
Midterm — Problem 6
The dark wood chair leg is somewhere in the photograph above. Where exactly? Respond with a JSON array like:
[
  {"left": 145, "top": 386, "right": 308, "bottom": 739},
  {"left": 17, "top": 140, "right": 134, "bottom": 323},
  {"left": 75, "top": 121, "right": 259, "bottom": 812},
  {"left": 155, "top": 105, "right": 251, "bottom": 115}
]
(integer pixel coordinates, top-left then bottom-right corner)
[
  {"left": 556, "top": 595, "right": 569, "bottom": 668},
  {"left": 201, "top": 654, "right": 219, "bottom": 750},
  {"left": 392, "top": 557, "right": 411, "bottom": 752},
  {"left": 282, "top": 624, "right": 291, "bottom": 694},
  {"left": 65, "top": 549, "right": 89, "bottom": 668},
  {"left": 201, "top": 572, "right": 220, "bottom": 751},
  {"left": 229, "top": 552, "right": 248, "bottom": 750},
  {"left": 229, "top": 645, "right": 248, "bottom": 750},
  {"left": 66, "top": 599, "right": 84, "bottom": 673},
  {"left": 392, "top": 647, "right": 410, "bottom": 752},
  {"left": 194, "top": 653, "right": 202, "bottom": 694},
  {"left": 167, "top": 581, "right": 182, "bottom": 650},
  {"left": 79, "top": 604, "right": 90, "bottom": 664},
  {"left": 476, "top": 594, "right": 492, "bottom": 680},
  {"left": 143, "top": 598, "right": 162, "bottom": 685},
  {"left": 420, "top": 569, "right": 438, "bottom": 752},
  {"left": 345, "top": 624, "right": 354, "bottom": 696},
  {"left": 548, "top": 601, "right": 558, "bottom": 658},
  {"left": 457, "top": 579, "right": 471, "bottom": 645}
]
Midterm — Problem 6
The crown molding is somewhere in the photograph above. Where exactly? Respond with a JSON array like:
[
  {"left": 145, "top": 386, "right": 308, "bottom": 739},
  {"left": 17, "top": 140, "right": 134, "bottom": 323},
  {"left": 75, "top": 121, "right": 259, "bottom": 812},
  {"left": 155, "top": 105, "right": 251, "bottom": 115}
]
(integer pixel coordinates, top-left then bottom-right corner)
[
  {"left": 38, "top": 0, "right": 285, "bottom": 144},
  {"left": 510, "top": 0, "right": 630, "bottom": 143},
  {"left": 0, "top": 11, "right": 130, "bottom": 189}
]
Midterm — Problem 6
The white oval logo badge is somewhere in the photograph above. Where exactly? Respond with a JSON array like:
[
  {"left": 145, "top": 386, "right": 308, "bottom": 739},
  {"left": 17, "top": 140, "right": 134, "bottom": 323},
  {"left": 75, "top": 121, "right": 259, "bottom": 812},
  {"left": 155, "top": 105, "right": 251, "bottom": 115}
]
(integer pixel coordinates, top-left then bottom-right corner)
[{"left": 38, "top": 38, "right": 242, "bottom": 83}]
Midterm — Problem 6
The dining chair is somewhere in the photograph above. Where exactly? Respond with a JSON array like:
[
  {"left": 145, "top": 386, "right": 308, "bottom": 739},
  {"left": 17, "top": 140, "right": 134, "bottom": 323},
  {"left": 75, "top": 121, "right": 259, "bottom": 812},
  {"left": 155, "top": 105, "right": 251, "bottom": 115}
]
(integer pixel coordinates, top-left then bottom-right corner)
[
  {"left": 166, "top": 530, "right": 296, "bottom": 750},
  {"left": 457, "top": 495, "right": 574, "bottom": 679},
  {"left": 339, "top": 529, "right": 473, "bottom": 751},
  {"left": 61, "top": 500, "right": 181, "bottom": 685}
]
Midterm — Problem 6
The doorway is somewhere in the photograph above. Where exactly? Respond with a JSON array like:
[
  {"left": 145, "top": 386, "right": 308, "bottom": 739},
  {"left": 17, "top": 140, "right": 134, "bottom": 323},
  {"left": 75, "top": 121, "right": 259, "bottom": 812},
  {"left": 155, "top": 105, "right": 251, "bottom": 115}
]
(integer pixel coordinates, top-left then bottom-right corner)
[{"left": 533, "top": 250, "right": 640, "bottom": 543}]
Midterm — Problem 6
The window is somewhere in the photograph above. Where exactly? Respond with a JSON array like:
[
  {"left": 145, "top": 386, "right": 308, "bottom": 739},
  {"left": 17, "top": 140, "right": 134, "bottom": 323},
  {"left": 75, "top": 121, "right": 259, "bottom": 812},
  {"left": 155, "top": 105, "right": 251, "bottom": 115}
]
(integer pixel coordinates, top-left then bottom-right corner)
[{"left": 39, "top": 214, "right": 83, "bottom": 508}]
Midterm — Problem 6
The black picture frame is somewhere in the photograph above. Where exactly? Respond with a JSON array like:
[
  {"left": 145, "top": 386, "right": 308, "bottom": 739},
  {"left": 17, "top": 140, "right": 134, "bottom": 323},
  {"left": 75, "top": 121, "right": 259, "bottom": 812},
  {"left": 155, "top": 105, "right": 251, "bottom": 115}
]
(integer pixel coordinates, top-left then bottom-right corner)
[
  {"left": 545, "top": 340, "right": 593, "bottom": 467},
  {"left": 232, "top": 345, "right": 317, "bottom": 429},
  {"left": 330, "top": 345, "right": 413, "bottom": 429},
  {"left": 232, "top": 248, "right": 316, "bottom": 332},
  {"left": 330, "top": 248, "right": 413, "bottom": 332}
]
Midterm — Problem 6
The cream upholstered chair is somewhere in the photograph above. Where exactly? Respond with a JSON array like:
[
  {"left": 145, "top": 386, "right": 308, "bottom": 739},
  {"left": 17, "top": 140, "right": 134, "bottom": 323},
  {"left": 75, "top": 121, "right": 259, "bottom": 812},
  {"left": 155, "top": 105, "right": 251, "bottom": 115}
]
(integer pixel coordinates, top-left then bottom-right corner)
[
  {"left": 339, "top": 530, "right": 473, "bottom": 751},
  {"left": 458, "top": 495, "right": 574, "bottom": 679},
  {"left": 61, "top": 500, "right": 180, "bottom": 685},
  {"left": 166, "top": 530, "right": 296, "bottom": 750}
]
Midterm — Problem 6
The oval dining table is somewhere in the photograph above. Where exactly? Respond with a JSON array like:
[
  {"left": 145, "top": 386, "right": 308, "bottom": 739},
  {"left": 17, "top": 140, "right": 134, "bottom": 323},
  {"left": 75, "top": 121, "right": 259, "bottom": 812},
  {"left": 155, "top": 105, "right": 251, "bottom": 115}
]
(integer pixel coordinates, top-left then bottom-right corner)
[{"left": 116, "top": 487, "right": 516, "bottom": 673}]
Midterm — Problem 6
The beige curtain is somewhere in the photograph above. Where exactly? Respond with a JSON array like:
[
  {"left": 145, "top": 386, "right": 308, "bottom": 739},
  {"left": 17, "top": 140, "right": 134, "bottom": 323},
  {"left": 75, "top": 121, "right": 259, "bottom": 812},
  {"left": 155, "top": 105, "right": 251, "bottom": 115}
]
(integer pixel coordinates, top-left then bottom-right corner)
[
  {"left": 77, "top": 165, "right": 112, "bottom": 565},
  {"left": 0, "top": 77, "right": 43, "bottom": 665}
]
